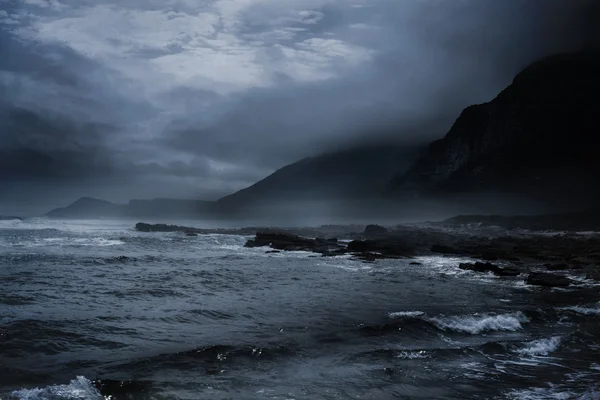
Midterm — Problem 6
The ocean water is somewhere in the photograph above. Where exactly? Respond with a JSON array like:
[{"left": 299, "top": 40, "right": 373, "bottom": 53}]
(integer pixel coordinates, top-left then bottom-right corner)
[{"left": 1, "top": 219, "right": 599, "bottom": 400}]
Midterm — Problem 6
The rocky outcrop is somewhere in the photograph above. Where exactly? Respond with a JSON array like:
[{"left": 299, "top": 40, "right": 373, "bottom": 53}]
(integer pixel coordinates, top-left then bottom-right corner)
[
  {"left": 364, "top": 224, "right": 388, "bottom": 237},
  {"left": 525, "top": 272, "right": 573, "bottom": 287},
  {"left": 441, "top": 210, "right": 600, "bottom": 231},
  {"left": 346, "top": 239, "right": 413, "bottom": 258},
  {"left": 245, "top": 232, "right": 345, "bottom": 255},
  {"left": 390, "top": 51, "right": 600, "bottom": 209},
  {"left": 459, "top": 262, "right": 520, "bottom": 277}
]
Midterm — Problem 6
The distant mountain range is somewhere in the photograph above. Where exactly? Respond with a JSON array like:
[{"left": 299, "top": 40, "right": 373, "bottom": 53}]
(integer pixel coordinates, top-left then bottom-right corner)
[
  {"left": 46, "top": 197, "right": 218, "bottom": 219},
  {"left": 46, "top": 50, "right": 600, "bottom": 220}
]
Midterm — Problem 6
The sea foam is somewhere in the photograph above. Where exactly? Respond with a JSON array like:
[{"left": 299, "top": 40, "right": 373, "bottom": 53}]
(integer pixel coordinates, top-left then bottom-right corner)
[
  {"left": 428, "top": 312, "right": 529, "bottom": 334},
  {"left": 517, "top": 336, "right": 562, "bottom": 357},
  {"left": 10, "top": 376, "right": 104, "bottom": 400},
  {"left": 560, "top": 304, "right": 600, "bottom": 316},
  {"left": 389, "top": 311, "right": 425, "bottom": 318}
]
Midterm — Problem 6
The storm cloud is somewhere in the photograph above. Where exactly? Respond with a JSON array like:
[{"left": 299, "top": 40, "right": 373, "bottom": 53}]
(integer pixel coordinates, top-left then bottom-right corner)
[{"left": 1, "top": 0, "right": 599, "bottom": 214}]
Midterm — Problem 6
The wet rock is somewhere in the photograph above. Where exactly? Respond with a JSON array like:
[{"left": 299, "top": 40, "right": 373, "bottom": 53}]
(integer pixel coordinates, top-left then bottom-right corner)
[
  {"left": 185, "top": 232, "right": 199, "bottom": 237},
  {"left": 352, "top": 252, "right": 386, "bottom": 262},
  {"left": 459, "top": 262, "right": 500, "bottom": 274},
  {"left": 525, "top": 272, "right": 573, "bottom": 287},
  {"left": 410, "top": 262, "right": 423, "bottom": 266},
  {"left": 459, "top": 262, "right": 521, "bottom": 277},
  {"left": 364, "top": 224, "right": 388, "bottom": 237},
  {"left": 245, "top": 232, "right": 344, "bottom": 255},
  {"left": 347, "top": 240, "right": 413, "bottom": 257}
]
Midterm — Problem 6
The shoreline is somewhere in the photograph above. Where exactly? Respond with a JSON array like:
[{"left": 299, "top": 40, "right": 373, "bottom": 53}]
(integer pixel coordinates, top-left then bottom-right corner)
[{"left": 135, "top": 220, "right": 600, "bottom": 288}]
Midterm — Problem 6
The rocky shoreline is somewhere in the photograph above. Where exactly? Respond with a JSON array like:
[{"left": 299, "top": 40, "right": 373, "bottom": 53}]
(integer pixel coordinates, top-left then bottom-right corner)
[{"left": 135, "top": 221, "right": 600, "bottom": 288}]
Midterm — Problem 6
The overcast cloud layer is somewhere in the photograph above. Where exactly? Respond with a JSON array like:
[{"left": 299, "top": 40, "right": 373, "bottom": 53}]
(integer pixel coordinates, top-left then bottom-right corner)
[{"left": 1, "top": 0, "right": 599, "bottom": 214}]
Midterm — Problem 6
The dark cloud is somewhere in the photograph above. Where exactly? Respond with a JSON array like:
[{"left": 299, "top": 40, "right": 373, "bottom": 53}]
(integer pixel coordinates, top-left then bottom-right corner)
[{"left": 1, "top": 0, "right": 599, "bottom": 214}]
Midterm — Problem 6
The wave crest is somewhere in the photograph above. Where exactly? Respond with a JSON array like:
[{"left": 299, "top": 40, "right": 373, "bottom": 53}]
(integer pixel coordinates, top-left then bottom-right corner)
[
  {"left": 389, "top": 311, "right": 425, "bottom": 319},
  {"left": 10, "top": 376, "right": 104, "bottom": 400},
  {"left": 517, "top": 336, "right": 562, "bottom": 356},
  {"left": 428, "top": 312, "right": 529, "bottom": 334}
]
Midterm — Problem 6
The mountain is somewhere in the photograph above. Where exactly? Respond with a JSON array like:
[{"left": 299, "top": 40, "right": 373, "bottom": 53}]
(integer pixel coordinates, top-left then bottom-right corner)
[
  {"left": 218, "top": 144, "right": 419, "bottom": 210},
  {"left": 46, "top": 197, "right": 127, "bottom": 219},
  {"left": 390, "top": 50, "right": 600, "bottom": 211},
  {"left": 44, "top": 144, "right": 420, "bottom": 220},
  {"left": 46, "top": 197, "right": 218, "bottom": 219}
]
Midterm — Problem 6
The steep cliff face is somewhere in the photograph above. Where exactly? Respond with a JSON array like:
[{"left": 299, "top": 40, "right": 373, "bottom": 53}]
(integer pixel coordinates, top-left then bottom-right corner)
[{"left": 392, "top": 50, "right": 600, "bottom": 205}]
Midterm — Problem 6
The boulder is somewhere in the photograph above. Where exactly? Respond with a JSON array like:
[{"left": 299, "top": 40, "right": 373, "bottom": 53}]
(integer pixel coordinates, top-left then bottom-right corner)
[
  {"left": 525, "top": 272, "right": 573, "bottom": 287},
  {"left": 459, "top": 262, "right": 500, "bottom": 274},
  {"left": 459, "top": 262, "right": 521, "bottom": 276},
  {"left": 364, "top": 224, "right": 388, "bottom": 237},
  {"left": 245, "top": 232, "right": 343, "bottom": 255},
  {"left": 347, "top": 240, "right": 413, "bottom": 257}
]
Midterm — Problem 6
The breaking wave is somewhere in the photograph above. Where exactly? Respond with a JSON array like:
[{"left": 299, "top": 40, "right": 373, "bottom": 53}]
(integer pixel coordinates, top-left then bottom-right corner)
[
  {"left": 428, "top": 312, "right": 529, "bottom": 334},
  {"left": 389, "top": 311, "right": 425, "bottom": 318},
  {"left": 559, "top": 304, "right": 600, "bottom": 316},
  {"left": 517, "top": 336, "right": 562, "bottom": 357},
  {"left": 9, "top": 376, "right": 104, "bottom": 400}
]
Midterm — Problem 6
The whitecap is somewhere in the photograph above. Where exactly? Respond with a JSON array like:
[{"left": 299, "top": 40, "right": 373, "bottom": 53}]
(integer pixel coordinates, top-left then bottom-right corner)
[
  {"left": 395, "top": 350, "right": 430, "bottom": 359},
  {"left": 517, "top": 336, "right": 562, "bottom": 356},
  {"left": 559, "top": 304, "right": 600, "bottom": 316},
  {"left": 389, "top": 311, "right": 425, "bottom": 319},
  {"left": 10, "top": 376, "right": 105, "bottom": 400},
  {"left": 428, "top": 312, "right": 529, "bottom": 334},
  {"left": 504, "top": 387, "right": 576, "bottom": 400}
]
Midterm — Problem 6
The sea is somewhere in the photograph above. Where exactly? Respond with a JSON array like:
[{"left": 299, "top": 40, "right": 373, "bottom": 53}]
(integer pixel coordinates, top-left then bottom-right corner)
[{"left": 1, "top": 218, "right": 599, "bottom": 400}]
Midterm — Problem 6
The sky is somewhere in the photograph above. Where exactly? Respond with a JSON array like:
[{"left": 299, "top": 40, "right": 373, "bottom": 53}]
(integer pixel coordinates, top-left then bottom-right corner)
[{"left": 1, "top": 0, "right": 599, "bottom": 214}]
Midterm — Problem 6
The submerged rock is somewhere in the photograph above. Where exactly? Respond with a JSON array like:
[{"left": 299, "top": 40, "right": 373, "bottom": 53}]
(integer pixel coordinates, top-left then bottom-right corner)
[
  {"left": 347, "top": 240, "right": 413, "bottom": 258},
  {"left": 459, "top": 262, "right": 521, "bottom": 277},
  {"left": 525, "top": 272, "right": 573, "bottom": 287},
  {"left": 245, "top": 232, "right": 344, "bottom": 255}
]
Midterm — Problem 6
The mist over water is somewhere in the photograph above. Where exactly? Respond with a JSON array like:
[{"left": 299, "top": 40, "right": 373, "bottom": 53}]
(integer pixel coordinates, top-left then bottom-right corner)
[{"left": 1, "top": 219, "right": 599, "bottom": 399}]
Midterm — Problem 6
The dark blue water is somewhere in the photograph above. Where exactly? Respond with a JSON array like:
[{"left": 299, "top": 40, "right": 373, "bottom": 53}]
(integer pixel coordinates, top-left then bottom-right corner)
[{"left": 1, "top": 219, "right": 599, "bottom": 399}]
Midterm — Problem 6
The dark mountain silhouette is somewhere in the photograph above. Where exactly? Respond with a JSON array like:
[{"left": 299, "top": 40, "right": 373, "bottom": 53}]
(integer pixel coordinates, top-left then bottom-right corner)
[
  {"left": 45, "top": 50, "right": 600, "bottom": 220},
  {"left": 390, "top": 50, "right": 600, "bottom": 211},
  {"left": 46, "top": 197, "right": 217, "bottom": 219},
  {"left": 46, "top": 197, "right": 126, "bottom": 219},
  {"left": 218, "top": 144, "right": 419, "bottom": 210}
]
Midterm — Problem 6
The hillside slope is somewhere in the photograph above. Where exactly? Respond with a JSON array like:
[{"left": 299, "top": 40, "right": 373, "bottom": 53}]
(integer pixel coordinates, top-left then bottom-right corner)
[
  {"left": 219, "top": 144, "right": 419, "bottom": 209},
  {"left": 390, "top": 50, "right": 600, "bottom": 210}
]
